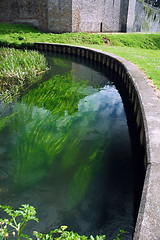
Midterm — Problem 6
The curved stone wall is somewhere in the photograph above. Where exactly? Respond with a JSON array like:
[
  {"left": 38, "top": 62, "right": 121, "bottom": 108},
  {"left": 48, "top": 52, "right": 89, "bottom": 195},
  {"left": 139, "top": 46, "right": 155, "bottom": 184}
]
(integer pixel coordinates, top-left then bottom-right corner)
[{"left": 34, "top": 43, "right": 160, "bottom": 240}]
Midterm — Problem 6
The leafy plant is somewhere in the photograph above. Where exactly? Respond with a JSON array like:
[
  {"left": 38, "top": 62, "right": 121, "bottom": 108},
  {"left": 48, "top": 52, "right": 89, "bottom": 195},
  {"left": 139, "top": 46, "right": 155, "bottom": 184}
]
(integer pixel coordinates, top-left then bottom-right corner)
[
  {"left": 0, "top": 204, "right": 126, "bottom": 240},
  {"left": 33, "top": 226, "right": 106, "bottom": 240},
  {"left": 113, "top": 230, "right": 127, "bottom": 240},
  {"left": 0, "top": 204, "right": 38, "bottom": 240}
]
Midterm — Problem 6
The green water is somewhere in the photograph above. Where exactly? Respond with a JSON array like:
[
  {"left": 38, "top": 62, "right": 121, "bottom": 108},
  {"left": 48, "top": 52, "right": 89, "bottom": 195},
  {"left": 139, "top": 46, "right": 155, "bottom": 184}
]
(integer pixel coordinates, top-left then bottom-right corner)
[{"left": 0, "top": 53, "right": 137, "bottom": 239}]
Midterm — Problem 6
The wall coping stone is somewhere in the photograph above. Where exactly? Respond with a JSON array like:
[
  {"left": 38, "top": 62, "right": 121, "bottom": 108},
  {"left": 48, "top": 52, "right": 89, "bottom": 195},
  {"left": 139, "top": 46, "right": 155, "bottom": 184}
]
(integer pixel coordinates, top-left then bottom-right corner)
[{"left": 34, "top": 43, "right": 160, "bottom": 239}]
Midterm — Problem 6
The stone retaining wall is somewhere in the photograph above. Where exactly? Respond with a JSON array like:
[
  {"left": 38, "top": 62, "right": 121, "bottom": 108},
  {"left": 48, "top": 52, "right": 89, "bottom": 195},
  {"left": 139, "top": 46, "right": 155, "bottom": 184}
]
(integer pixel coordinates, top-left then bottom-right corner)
[{"left": 33, "top": 43, "right": 160, "bottom": 240}]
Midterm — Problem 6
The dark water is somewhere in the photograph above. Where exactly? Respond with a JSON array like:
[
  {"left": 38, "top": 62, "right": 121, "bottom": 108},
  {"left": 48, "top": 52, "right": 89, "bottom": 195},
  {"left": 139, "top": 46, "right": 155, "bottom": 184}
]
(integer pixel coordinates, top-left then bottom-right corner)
[{"left": 0, "top": 53, "right": 142, "bottom": 239}]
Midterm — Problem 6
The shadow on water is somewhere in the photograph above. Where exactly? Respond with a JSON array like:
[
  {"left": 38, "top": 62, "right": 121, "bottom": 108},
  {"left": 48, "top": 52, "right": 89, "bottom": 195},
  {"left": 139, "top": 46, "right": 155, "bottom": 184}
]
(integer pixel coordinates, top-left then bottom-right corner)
[{"left": 0, "top": 52, "right": 144, "bottom": 239}]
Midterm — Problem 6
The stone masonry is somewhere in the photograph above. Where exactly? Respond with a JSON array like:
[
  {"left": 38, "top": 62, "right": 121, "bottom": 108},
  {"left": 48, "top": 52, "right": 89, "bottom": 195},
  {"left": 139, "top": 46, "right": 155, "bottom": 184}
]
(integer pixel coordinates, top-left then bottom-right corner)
[
  {"left": 0, "top": 1, "right": 159, "bottom": 33},
  {"left": 0, "top": 0, "right": 130, "bottom": 33},
  {"left": 0, "top": 0, "right": 160, "bottom": 33},
  {"left": 0, "top": 0, "right": 48, "bottom": 31}
]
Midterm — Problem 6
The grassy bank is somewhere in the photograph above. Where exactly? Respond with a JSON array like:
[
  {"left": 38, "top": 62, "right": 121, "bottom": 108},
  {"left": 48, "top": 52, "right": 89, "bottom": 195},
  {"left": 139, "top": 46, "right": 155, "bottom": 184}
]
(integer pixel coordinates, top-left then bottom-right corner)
[
  {"left": 0, "top": 47, "right": 49, "bottom": 103},
  {"left": 0, "top": 23, "right": 160, "bottom": 90},
  {"left": 83, "top": 45, "right": 160, "bottom": 89},
  {"left": 0, "top": 23, "right": 160, "bottom": 49}
]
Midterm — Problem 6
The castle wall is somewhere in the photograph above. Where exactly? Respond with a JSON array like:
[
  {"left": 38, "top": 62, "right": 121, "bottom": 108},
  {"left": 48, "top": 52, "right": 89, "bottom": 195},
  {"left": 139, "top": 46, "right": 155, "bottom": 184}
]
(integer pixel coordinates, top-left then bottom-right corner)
[
  {"left": 72, "top": 0, "right": 103, "bottom": 32},
  {"left": 126, "top": 0, "right": 137, "bottom": 32},
  {"left": 133, "top": 0, "right": 160, "bottom": 32},
  {"left": 0, "top": 0, "right": 159, "bottom": 33},
  {"left": 0, "top": 1, "right": 10, "bottom": 22},
  {"left": 47, "top": 0, "right": 72, "bottom": 33},
  {"left": 0, "top": 0, "right": 48, "bottom": 31},
  {"left": 72, "top": 0, "right": 128, "bottom": 33},
  {"left": 120, "top": 0, "right": 130, "bottom": 32},
  {"left": 102, "top": 0, "right": 121, "bottom": 32}
]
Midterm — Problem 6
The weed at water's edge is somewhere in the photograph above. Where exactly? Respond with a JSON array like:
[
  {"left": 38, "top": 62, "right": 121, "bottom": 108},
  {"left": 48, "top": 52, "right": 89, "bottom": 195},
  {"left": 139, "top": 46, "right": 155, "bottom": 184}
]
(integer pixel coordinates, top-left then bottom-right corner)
[{"left": 0, "top": 204, "right": 127, "bottom": 240}]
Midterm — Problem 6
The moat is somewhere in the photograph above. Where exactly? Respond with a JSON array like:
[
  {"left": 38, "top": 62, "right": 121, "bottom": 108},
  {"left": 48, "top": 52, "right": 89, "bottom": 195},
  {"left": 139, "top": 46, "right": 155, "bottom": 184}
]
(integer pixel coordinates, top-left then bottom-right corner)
[{"left": 0, "top": 52, "right": 143, "bottom": 239}]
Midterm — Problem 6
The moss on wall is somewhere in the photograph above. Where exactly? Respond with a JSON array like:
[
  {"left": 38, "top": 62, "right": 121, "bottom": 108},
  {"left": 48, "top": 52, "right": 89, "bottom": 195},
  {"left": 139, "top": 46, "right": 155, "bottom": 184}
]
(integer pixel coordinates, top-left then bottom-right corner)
[{"left": 133, "top": 0, "right": 160, "bottom": 32}]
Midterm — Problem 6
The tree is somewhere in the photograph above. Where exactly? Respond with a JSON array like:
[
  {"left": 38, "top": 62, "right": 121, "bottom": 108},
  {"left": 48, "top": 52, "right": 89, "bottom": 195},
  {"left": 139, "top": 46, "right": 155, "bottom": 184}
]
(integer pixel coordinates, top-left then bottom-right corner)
[{"left": 144, "top": 0, "right": 160, "bottom": 8}]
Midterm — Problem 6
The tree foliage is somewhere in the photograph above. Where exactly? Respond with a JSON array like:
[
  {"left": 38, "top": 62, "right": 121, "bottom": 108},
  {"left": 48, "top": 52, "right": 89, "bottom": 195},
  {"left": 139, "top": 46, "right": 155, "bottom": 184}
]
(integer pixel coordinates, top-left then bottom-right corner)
[{"left": 144, "top": 0, "right": 160, "bottom": 8}]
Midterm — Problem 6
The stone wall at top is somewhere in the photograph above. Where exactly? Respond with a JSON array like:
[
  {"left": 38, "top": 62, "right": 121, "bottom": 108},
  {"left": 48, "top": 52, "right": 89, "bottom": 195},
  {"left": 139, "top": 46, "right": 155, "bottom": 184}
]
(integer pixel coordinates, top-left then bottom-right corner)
[
  {"left": 0, "top": 0, "right": 48, "bottom": 31},
  {"left": 102, "top": 0, "right": 122, "bottom": 32},
  {"left": 0, "top": 1, "right": 10, "bottom": 23},
  {"left": 0, "top": 0, "right": 159, "bottom": 33},
  {"left": 119, "top": 0, "right": 130, "bottom": 32},
  {"left": 72, "top": 0, "right": 103, "bottom": 32},
  {"left": 126, "top": 0, "right": 137, "bottom": 32},
  {"left": 133, "top": 0, "right": 160, "bottom": 32},
  {"left": 47, "top": 0, "right": 72, "bottom": 33},
  {"left": 72, "top": 0, "right": 129, "bottom": 33}
]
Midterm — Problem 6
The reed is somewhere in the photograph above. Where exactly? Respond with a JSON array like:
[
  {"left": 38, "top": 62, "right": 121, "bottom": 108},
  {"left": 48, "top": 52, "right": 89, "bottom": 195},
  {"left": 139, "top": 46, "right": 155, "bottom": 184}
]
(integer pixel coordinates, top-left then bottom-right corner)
[{"left": 0, "top": 47, "right": 49, "bottom": 103}]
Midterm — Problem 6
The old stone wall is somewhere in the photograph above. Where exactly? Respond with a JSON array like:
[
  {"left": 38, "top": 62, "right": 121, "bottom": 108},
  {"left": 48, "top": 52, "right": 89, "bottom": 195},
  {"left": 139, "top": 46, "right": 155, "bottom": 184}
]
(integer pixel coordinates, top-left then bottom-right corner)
[
  {"left": 0, "top": 0, "right": 48, "bottom": 31},
  {"left": 0, "top": 1, "right": 10, "bottom": 23},
  {"left": 47, "top": 0, "right": 72, "bottom": 33},
  {"left": 72, "top": 0, "right": 129, "bottom": 33},
  {"left": 120, "top": 0, "right": 130, "bottom": 32},
  {"left": 0, "top": 0, "right": 159, "bottom": 33},
  {"left": 126, "top": 0, "right": 137, "bottom": 32},
  {"left": 102, "top": 0, "right": 122, "bottom": 32},
  {"left": 72, "top": 0, "right": 103, "bottom": 32},
  {"left": 133, "top": 0, "right": 160, "bottom": 32},
  {"left": 0, "top": 0, "right": 129, "bottom": 33}
]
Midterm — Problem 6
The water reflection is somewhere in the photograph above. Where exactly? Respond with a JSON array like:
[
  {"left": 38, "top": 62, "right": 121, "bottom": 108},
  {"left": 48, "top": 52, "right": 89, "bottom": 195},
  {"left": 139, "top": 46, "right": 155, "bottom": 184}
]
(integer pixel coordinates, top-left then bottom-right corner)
[{"left": 0, "top": 55, "right": 134, "bottom": 239}]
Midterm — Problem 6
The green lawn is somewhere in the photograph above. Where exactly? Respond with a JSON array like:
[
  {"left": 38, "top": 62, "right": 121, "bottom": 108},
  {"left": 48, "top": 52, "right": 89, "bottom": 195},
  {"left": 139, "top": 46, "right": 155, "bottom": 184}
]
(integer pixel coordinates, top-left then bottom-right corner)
[
  {"left": 0, "top": 23, "right": 160, "bottom": 90},
  {"left": 82, "top": 45, "right": 160, "bottom": 89}
]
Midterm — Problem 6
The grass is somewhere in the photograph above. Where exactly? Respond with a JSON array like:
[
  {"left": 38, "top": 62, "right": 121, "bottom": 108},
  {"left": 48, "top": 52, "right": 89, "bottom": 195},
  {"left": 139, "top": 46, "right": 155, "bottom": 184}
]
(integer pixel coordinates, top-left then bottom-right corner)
[
  {"left": 82, "top": 45, "right": 160, "bottom": 88},
  {"left": 0, "top": 47, "right": 49, "bottom": 103},
  {"left": 0, "top": 22, "right": 160, "bottom": 90},
  {"left": 0, "top": 23, "right": 160, "bottom": 48}
]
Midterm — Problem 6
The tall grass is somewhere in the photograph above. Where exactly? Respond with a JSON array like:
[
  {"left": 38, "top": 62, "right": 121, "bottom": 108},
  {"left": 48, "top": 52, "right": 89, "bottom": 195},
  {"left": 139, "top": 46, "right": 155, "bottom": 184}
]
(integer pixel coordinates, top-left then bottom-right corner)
[{"left": 0, "top": 47, "right": 49, "bottom": 103}]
